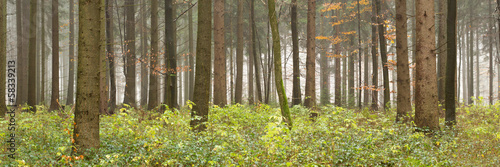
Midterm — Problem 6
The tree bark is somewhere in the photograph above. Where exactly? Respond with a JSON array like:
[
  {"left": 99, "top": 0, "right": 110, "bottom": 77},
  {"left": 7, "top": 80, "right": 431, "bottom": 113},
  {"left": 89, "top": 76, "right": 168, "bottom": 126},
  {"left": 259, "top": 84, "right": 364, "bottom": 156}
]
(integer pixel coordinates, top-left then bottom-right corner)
[
  {"left": 396, "top": 0, "right": 411, "bottom": 123},
  {"left": 376, "top": 0, "right": 390, "bottom": 109},
  {"left": 0, "top": 0, "right": 6, "bottom": 117},
  {"left": 165, "top": 0, "right": 176, "bottom": 109},
  {"left": 268, "top": 0, "right": 292, "bottom": 129},
  {"left": 190, "top": 0, "right": 212, "bottom": 132},
  {"left": 140, "top": 0, "right": 148, "bottom": 107},
  {"left": 123, "top": 0, "right": 136, "bottom": 107},
  {"left": 106, "top": 0, "right": 116, "bottom": 113},
  {"left": 415, "top": 0, "right": 439, "bottom": 131},
  {"left": 437, "top": 0, "right": 447, "bottom": 105},
  {"left": 28, "top": 0, "right": 37, "bottom": 112},
  {"left": 235, "top": 0, "right": 243, "bottom": 104},
  {"left": 73, "top": 0, "right": 102, "bottom": 155},
  {"left": 214, "top": 0, "right": 227, "bottom": 106},
  {"left": 291, "top": 0, "right": 301, "bottom": 106},
  {"left": 251, "top": 0, "right": 262, "bottom": 103},
  {"left": 148, "top": 0, "right": 159, "bottom": 110},
  {"left": 188, "top": 0, "right": 194, "bottom": 102},
  {"left": 445, "top": 0, "right": 457, "bottom": 127},
  {"left": 41, "top": 0, "right": 45, "bottom": 104},
  {"left": 334, "top": 9, "right": 342, "bottom": 107},
  {"left": 49, "top": 0, "right": 60, "bottom": 111},
  {"left": 99, "top": 0, "right": 108, "bottom": 115},
  {"left": 468, "top": 2, "right": 474, "bottom": 105},
  {"left": 371, "top": 0, "right": 378, "bottom": 110},
  {"left": 67, "top": 0, "right": 75, "bottom": 105},
  {"left": 304, "top": 0, "right": 316, "bottom": 109}
]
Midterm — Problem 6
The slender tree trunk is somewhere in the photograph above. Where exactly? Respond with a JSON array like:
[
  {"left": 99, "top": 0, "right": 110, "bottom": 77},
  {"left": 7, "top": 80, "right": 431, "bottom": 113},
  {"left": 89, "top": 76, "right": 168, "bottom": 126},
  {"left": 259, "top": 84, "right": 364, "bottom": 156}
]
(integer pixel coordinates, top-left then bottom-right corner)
[
  {"left": 468, "top": 2, "right": 474, "bottom": 105},
  {"left": 165, "top": 0, "right": 176, "bottom": 109},
  {"left": 304, "top": 0, "right": 316, "bottom": 109},
  {"left": 28, "top": 0, "right": 37, "bottom": 112},
  {"left": 16, "top": 0, "right": 26, "bottom": 105},
  {"left": 0, "top": 0, "right": 6, "bottom": 116},
  {"left": 248, "top": 39, "right": 254, "bottom": 104},
  {"left": 106, "top": 0, "right": 116, "bottom": 113},
  {"left": 148, "top": 0, "right": 159, "bottom": 110},
  {"left": 396, "top": 0, "right": 411, "bottom": 123},
  {"left": 190, "top": 0, "right": 212, "bottom": 132},
  {"left": 123, "top": 0, "right": 136, "bottom": 107},
  {"left": 140, "top": 0, "right": 148, "bottom": 107},
  {"left": 188, "top": 0, "right": 194, "bottom": 101},
  {"left": 49, "top": 0, "right": 60, "bottom": 111},
  {"left": 235, "top": 0, "right": 243, "bottom": 104},
  {"left": 437, "top": 0, "right": 447, "bottom": 105},
  {"left": 291, "top": 0, "right": 301, "bottom": 106},
  {"left": 268, "top": 0, "right": 292, "bottom": 129},
  {"left": 41, "top": 0, "right": 45, "bottom": 104},
  {"left": 445, "top": 0, "right": 457, "bottom": 127},
  {"left": 334, "top": 10, "right": 341, "bottom": 107},
  {"left": 214, "top": 0, "right": 227, "bottom": 106},
  {"left": 475, "top": 30, "right": 479, "bottom": 100},
  {"left": 357, "top": 0, "right": 362, "bottom": 108},
  {"left": 348, "top": 39, "right": 355, "bottom": 107},
  {"left": 415, "top": 0, "right": 439, "bottom": 131},
  {"left": 99, "top": 0, "right": 108, "bottom": 115},
  {"left": 376, "top": 0, "right": 390, "bottom": 109},
  {"left": 72, "top": 0, "right": 102, "bottom": 156},
  {"left": 320, "top": 11, "right": 329, "bottom": 106},
  {"left": 66, "top": 0, "right": 75, "bottom": 105},
  {"left": 489, "top": 0, "right": 494, "bottom": 105},
  {"left": 371, "top": 0, "right": 378, "bottom": 110},
  {"left": 251, "top": 0, "right": 262, "bottom": 103}
]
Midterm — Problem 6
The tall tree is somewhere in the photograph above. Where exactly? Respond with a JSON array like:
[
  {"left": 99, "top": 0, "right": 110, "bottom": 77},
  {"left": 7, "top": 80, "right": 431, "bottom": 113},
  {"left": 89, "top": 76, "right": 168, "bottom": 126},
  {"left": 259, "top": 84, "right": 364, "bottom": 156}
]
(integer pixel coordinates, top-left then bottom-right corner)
[
  {"left": 319, "top": 10, "right": 330, "bottom": 106},
  {"left": 67, "top": 0, "right": 76, "bottom": 105},
  {"left": 437, "top": 0, "right": 447, "bottom": 105},
  {"left": 334, "top": 9, "right": 342, "bottom": 107},
  {"left": 304, "top": 0, "right": 316, "bottom": 108},
  {"left": 148, "top": 0, "right": 159, "bottom": 110},
  {"left": 489, "top": 0, "right": 494, "bottom": 105},
  {"left": 99, "top": 0, "right": 108, "bottom": 115},
  {"left": 0, "top": 0, "right": 6, "bottom": 117},
  {"left": 356, "top": 0, "right": 362, "bottom": 108},
  {"left": 106, "top": 0, "right": 116, "bottom": 113},
  {"left": 467, "top": 1, "right": 474, "bottom": 105},
  {"left": 214, "top": 0, "right": 227, "bottom": 106},
  {"left": 73, "top": 0, "right": 103, "bottom": 155},
  {"left": 268, "top": 0, "right": 292, "bottom": 129},
  {"left": 165, "top": 0, "right": 176, "bottom": 108},
  {"left": 49, "top": 0, "right": 60, "bottom": 111},
  {"left": 371, "top": 0, "right": 378, "bottom": 110},
  {"left": 396, "top": 0, "right": 411, "bottom": 123},
  {"left": 291, "top": 0, "right": 301, "bottom": 106},
  {"left": 123, "top": 0, "right": 136, "bottom": 107},
  {"left": 140, "top": 0, "right": 148, "bottom": 107},
  {"left": 16, "top": 0, "right": 27, "bottom": 105},
  {"left": 28, "top": 0, "right": 37, "bottom": 112},
  {"left": 251, "top": 0, "right": 263, "bottom": 103},
  {"left": 445, "top": 0, "right": 457, "bottom": 127},
  {"left": 415, "top": 0, "right": 438, "bottom": 131},
  {"left": 41, "top": 0, "right": 46, "bottom": 104},
  {"left": 235, "top": 0, "right": 243, "bottom": 104},
  {"left": 188, "top": 0, "right": 194, "bottom": 102},
  {"left": 190, "top": 0, "right": 212, "bottom": 131},
  {"left": 375, "top": 0, "right": 390, "bottom": 109}
]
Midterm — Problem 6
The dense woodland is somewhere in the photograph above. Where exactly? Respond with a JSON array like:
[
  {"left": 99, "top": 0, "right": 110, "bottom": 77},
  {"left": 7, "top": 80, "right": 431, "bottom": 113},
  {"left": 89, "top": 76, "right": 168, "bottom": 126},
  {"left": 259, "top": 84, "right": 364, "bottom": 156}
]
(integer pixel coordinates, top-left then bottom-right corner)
[{"left": 0, "top": 0, "right": 499, "bottom": 165}]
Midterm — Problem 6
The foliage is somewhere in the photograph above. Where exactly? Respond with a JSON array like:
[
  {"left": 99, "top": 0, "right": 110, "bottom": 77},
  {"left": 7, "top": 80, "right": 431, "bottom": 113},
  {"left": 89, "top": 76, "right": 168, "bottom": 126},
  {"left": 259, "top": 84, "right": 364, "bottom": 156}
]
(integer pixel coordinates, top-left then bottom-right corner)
[{"left": 0, "top": 103, "right": 499, "bottom": 166}]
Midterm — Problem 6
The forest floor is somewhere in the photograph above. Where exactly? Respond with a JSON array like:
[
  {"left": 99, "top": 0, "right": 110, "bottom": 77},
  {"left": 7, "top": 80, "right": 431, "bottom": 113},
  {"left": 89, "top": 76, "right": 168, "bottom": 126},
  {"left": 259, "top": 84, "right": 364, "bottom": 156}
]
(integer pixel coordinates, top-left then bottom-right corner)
[{"left": 0, "top": 101, "right": 499, "bottom": 166}]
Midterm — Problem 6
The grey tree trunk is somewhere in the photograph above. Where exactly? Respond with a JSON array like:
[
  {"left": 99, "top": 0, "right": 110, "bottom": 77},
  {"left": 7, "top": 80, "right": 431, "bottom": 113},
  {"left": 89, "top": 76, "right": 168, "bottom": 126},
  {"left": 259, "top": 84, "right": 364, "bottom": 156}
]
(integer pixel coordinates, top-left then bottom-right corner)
[
  {"left": 304, "top": 0, "right": 316, "bottom": 109},
  {"left": 49, "top": 0, "right": 60, "bottom": 111},
  {"left": 123, "top": 0, "right": 136, "bottom": 107},
  {"left": 28, "top": 0, "right": 37, "bottom": 112}
]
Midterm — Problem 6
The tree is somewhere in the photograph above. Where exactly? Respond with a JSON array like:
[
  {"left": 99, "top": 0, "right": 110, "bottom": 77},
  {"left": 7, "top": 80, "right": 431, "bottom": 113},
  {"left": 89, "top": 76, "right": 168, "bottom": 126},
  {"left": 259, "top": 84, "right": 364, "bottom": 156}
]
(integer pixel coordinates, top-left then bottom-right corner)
[
  {"left": 489, "top": 0, "right": 494, "bottom": 105},
  {"left": 251, "top": 0, "right": 263, "bottom": 103},
  {"left": 375, "top": 0, "right": 390, "bottom": 109},
  {"left": 415, "top": 0, "right": 439, "bottom": 131},
  {"left": 467, "top": 1, "right": 474, "bottom": 105},
  {"left": 67, "top": 0, "right": 76, "bottom": 105},
  {"left": 28, "top": 0, "right": 37, "bottom": 112},
  {"left": 188, "top": 0, "right": 194, "bottom": 102},
  {"left": 235, "top": 0, "right": 243, "bottom": 104},
  {"left": 291, "top": 0, "right": 301, "bottom": 106},
  {"left": 16, "top": 0, "right": 28, "bottom": 105},
  {"left": 123, "top": 0, "right": 136, "bottom": 107},
  {"left": 334, "top": 9, "right": 341, "bottom": 107},
  {"left": 148, "top": 0, "right": 159, "bottom": 110},
  {"left": 106, "top": 0, "right": 116, "bottom": 113},
  {"left": 396, "top": 0, "right": 411, "bottom": 123},
  {"left": 99, "top": 0, "right": 108, "bottom": 115},
  {"left": 49, "top": 0, "right": 60, "bottom": 111},
  {"left": 268, "top": 0, "right": 292, "bottom": 129},
  {"left": 190, "top": 0, "right": 212, "bottom": 131},
  {"left": 0, "top": 0, "right": 6, "bottom": 117},
  {"left": 214, "top": 0, "right": 227, "bottom": 106},
  {"left": 437, "top": 0, "right": 447, "bottom": 105},
  {"left": 140, "top": 0, "right": 148, "bottom": 107},
  {"left": 165, "top": 0, "right": 176, "bottom": 109},
  {"left": 445, "top": 0, "right": 457, "bottom": 127},
  {"left": 371, "top": 0, "right": 378, "bottom": 110},
  {"left": 73, "top": 0, "right": 103, "bottom": 155},
  {"left": 304, "top": 0, "right": 316, "bottom": 109},
  {"left": 41, "top": 0, "right": 46, "bottom": 104}
]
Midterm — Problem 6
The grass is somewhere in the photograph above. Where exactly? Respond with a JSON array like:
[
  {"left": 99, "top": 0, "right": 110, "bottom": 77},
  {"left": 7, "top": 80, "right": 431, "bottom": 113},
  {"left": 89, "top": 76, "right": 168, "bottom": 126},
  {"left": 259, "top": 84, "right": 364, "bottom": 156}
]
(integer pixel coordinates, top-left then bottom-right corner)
[{"left": 0, "top": 101, "right": 499, "bottom": 166}]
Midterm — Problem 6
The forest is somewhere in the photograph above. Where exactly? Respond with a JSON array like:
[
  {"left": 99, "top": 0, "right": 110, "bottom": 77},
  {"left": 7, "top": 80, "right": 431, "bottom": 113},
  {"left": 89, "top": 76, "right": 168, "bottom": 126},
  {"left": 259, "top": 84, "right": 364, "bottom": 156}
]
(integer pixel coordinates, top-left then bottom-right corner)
[{"left": 0, "top": 0, "right": 499, "bottom": 166}]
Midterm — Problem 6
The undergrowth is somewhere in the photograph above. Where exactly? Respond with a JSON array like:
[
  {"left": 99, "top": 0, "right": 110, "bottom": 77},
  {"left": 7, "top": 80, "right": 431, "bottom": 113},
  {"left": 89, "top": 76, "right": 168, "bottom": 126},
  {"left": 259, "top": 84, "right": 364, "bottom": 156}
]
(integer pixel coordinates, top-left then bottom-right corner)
[{"left": 0, "top": 102, "right": 499, "bottom": 166}]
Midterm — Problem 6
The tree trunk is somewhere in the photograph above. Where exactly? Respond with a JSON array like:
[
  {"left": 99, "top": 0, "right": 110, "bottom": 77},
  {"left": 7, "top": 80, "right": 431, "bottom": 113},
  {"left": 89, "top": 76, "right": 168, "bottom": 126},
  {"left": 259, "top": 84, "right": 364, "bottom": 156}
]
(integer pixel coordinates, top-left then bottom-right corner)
[
  {"left": 235, "top": 0, "right": 243, "bottom": 104},
  {"left": 348, "top": 38, "right": 355, "bottom": 107},
  {"left": 468, "top": 2, "right": 474, "bottom": 105},
  {"left": 213, "top": 0, "right": 227, "bottom": 106},
  {"left": 148, "top": 0, "right": 159, "bottom": 110},
  {"left": 445, "top": 0, "right": 457, "bottom": 127},
  {"left": 16, "top": 0, "right": 26, "bottom": 105},
  {"left": 41, "top": 0, "right": 45, "bottom": 105},
  {"left": 304, "top": 0, "right": 316, "bottom": 109},
  {"left": 319, "top": 11, "right": 329, "bottom": 106},
  {"left": 489, "top": 0, "right": 494, "bottom": 105},
  {"left": 396, "top": 0, "right": 411, "bottom": 123},
  {"left": 165, "top": 0, "right": 176, "bottom": 109},
  {"left": 371, "top": 0, "right": 378, "bottom": 110},
  {"left": 251, "top": 0, "right": 262, "bottom": 103},
  {"left": 415, "top": 0, "right": 439, "bottom": 131},
  {"left": 291, "top": 0, "right": 301, "bottom": 106},
  {"left": 190, "top": 0, "right": 212, "bottom": 132},
  {"left": 66, "top": 0, "right": 75, "bottom": 105},
  {"left": 123, "top": 0, "right": 136, "bottom": 107},
  {"left": 0, "top": 0, "right": 6, "bottom": 117},
  {"left": 72, "top": 0, "right": 102, "bottom": 155},
  {"left": 49, "top": 0, "right": 60, "bottom": 111},
  {"left": 140, "top": 0, "right": 148, "bottom": 107},
  {"left": 99, "top": 0, "right": 108, "bottom": 115},
  {"left": 356, "top": 0, "right": 362, "bottom": 108},
  {"left": 376, "top": 0, "right": 390, "bottom": 109},
  {"left": 106, "top": 0, "right": 116, "bottom": 113},
  {"left": 334, "top": 10, "right": 341, "bottom": 107},
  {"left": 437, "top": 0, "right": 447, "bottom": 106},
  {"left": 28, "top": 0, "right": 37, "bottom": 112},
  {"left": 268, "top": 0, "right": 292, "bottom": 129}
]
